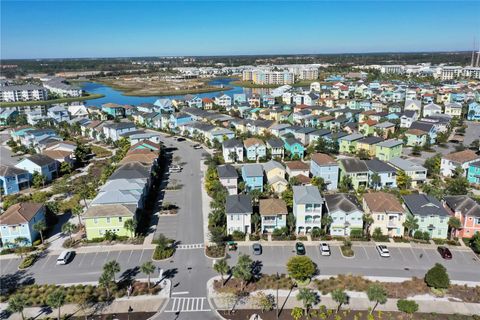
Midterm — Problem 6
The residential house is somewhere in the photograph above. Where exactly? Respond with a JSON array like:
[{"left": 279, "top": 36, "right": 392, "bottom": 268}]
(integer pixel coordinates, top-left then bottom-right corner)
[
  {"left": 244, "top": 138, "right": 266, "bottom": 161},
  {"left": 443, "top": 196, "right": 480, "bottom": 239},
  {"left": 101, "top": 103, "right": 125, "bottom": 118},
  {"left": 262, "top": 160, "right": 287, "bottom": 194},
  {"left": 103, "top": 122, "right": 137, "bottom": 141},
  {"left": 363, "top": 192, "right": 405, "bottom": 237},
  {"left": 0, "top": 203, "right": 46, "bottom": 247},
  {"left": 467, "top": 102, "right": 480, "bottom": 121},
  {"left": 404, "top": 129, "right": 428, "bottom": 146},
  {"left": 266, "top": 137, "right": 285, "bottom": 160},
  {"left": 293, "top": 185, "right": 324, "bottom": 234},
  {"left": 282, "top": 135, "right": 305, "bottom": 159},
  {"left": 389, "top": 157, "right": 427, "bottom": 187},
  {"left": 15, "top": 154, "right": 57, "bottom": 182},
  {"left": 404, "top": 99, "right": 422, "bottom": 113},
  {"left": 153, "top": 98, "right": 174, "bottom": 113},
  {"left": 202, "top": 98, "right": 214, "bottom": 109},
  {"left": 0, "top": 165, "right": 30, "bottom": 195},
  {"left": 169, "top": 113, "right": 193, "bottom": 129},
  {"left": 0, "top": 109, "right": 18, "bottom": 126},
  {"left": 365, "top": 159, "right": 397, "bottom": 189},
  {"left": 217, "top": 164, "right": 238, "bottom": 195},
  {"left": 373, "top": 121, "right": 395, "bottom": 138},
  {"left": 359, "top": 119, "right": 377, "bottom": 135},
  {"left": 375, "top": 139, "right": 403, "bottom": 161},
  {"left": 83, "top": 204, "right": 136, "bottom": 240},
  {"left": 400, "top": 110, "right": 419, "bottom": 128},
  {"left": 226, "top": 194, "right": 252, "bottom": 234},
  {"left": 215, "top": 93, "right": 232, "bottom": 107},
  {"left": 467, "top": 161, "right": 480, "bottom": 185},
  {"left": 440, "top": 149, "right": 480, "bottom": 177},
  {"left": 339, "top": 158, "right": 369, "bottom": 190},
  {"left": 222, "top": 139, "right": 244, "bottom": 163},
  {"left": 241, "top": 164, "right": 264, "bottom": 192},
  {"left": 310, "top": 153, "right": 339, "bottom": 190},
  {"left": 355, "top": 136, "right": 384, "bottom": 157},
  {"left": 286, "top": 161, "right": 310, "bottom": 180},
  {"left": 339, "top": 133, "right": 364, "bottom": 154},
  {"left": 444, "top": 102, "right": 462, "bottom": 117},
  {"left": 325, "top": 193, "right": 363, "bottom": 236},
  {"left": 47, "top": 105, "right": 70, "bottom": 123},
  {"left": 423, "top": 103, "right": 442, "bottom": 118},
  {"left": 259, "top": 198, "right": 288, "bottom": 233},
  {"left": 410, "top": 121, "right": 437, "bottom": 143},
  {"left": 402, "top": 194, "right": 449, "bottom": 239}
]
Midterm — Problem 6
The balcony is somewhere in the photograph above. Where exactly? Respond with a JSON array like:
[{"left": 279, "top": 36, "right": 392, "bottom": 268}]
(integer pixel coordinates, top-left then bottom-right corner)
[{"left": 387, "top": 220, "right": 399, "bottom": 228}]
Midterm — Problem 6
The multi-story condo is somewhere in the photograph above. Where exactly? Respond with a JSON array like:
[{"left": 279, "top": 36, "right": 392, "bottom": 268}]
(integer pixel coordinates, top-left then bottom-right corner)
[
  {"left": 43, "top": 80, "right": 82, "bottom": 97},
  {"left": 436, "top": 66, "right": 463, "bottom": 80},
  {"left": 293, "top": 185, "right": 324, "bottom": 234},
  {"left": 0, "top": 85, "right": 48, "bottom": 102},
  {"left": 247, "top": 70, "right": 295, "bottom": 85},
  {"left": 380, "top": 65, "right": 404, "bottom": 74},
  {"left": 402, "top": 194, "right": 449, "bottom": 239}
]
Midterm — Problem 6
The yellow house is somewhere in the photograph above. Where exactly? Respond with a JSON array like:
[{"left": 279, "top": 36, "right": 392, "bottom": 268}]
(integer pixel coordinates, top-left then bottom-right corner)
[
  {"left": 356, "top": 136, "right": 384, "bottom": 157},
  {"left": 263, "top": 160, "right": 286, "bottom": 180}
]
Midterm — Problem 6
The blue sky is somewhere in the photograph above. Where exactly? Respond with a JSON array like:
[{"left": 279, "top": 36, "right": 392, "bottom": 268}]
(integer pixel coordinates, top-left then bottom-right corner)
[{"left": 1, "top": 1, "right": 479, "bottom": 59}]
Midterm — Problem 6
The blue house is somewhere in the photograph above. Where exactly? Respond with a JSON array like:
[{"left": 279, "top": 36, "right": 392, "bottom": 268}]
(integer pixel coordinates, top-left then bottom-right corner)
[
  {"left": 153, "top": 99, "right": 174, "bottom": 113},
  {"left": 101, "top": 103, "right": 125, "bottom": 118},
  {"left": 467, "top": 161, "right": 480, "bottom": 185},
  {"left": 0, "top": 203, "right": 46, "bottom": 247},
  {"left": 0, "top": 165, "right": 30, "bottom": 195},
  {"left": 282, "top": 135, "right": 305, "bottom": 159},
  {"left": 241, "top": 164, "right": 264, "bottom": 192},
  {"left": 169, "top": 113, "right": 193, "bottom": 129},
  {"left": 243, "top": 138, "right": 266, "bottom": 161},
  {"left": 187, "top": 96, "right": 203, "bottom": 108},
  {"left": 310, "top": 153, "right": 339, "bottom": 191},
  {"left": 468, "top": 102, "right": 480, "bottom": 121},
  {"left": 0, "top": 109, "right": 18, "bottom": 126},
  {"left": 10, "top": 127, "right": 35, "bottom": 142},
  {"left": 233, "top": 93, "right": 247, "bottom": 105},
  {"left": 15, "top": 154, "right": 58, "bottom": 182}
]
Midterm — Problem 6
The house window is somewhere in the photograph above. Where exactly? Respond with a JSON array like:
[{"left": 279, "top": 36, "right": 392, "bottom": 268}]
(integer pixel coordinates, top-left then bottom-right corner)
[
  {"left": 94, "top": 218, "right": 98, "bottom": 224},
  {"left": 475, "top": 218, "right": 480, "bottom": 225},
  {"left": 106, "top": 218, "right": 111, "bottom": 223},
  {"left": 119, "top": 217, "right": 123, "bottom": 223}
]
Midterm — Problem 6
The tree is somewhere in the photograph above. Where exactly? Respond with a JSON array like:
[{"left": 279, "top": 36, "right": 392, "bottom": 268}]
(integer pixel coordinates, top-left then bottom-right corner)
[
  {"left": 103, "top": 260, "right": 121, "bottom": 283},
  {"left": 291, "top": 307, "right": 303, "bottom": 320},
  {"left": 424, "top": 263, "right": 450, "bottom": 289},
  {"left": 362, "top": 214, "right": 374, "bottom": 238},
  {"left": 77, "top": 293, "right": 91, "bottom": 320},
  {"left": 445, "top": 175, "right": 469, "bottom": 195},
  {"left": 232, "top": 254, "right": 253, "bottom": 291},
  {"left": 470, "top": 232, "right": 480, "bottom": 254},
  {"left": 72, "top": 205, "right": 83, "bottom": 227},
  {"left": 59, "top": 161, "right": 72, "bottom": 175},
  {"left": 366, "top": 284, "right": 387, "bottom": 314},
  {"left": 311, "top": 176, "right": 326, "bottom": 192},
  {"left": 74, "top": 142, "right": 91, "bottom": 164},
  {"left": 369, "top": 172, "right": 381, "bottom": 190},
  {"left": 32, "top": 172, "right": 46, "bottom": 188},
  {"left": 254, "top": 292, "right": 275, "bottom": 313},
  {"left": 251, "top": 213, "right": 261, "bottom": 234},
  {"left": 403, "top": 215, "right": 419, "bottom": 237},
  {"left": 61, "top": 222, "right": 76, "bottom": 242},
  {"left": 411, "top": 145, "right": 422, "bottom": 156},
  {"left": 321, "top": 215, "right": 333, "bottom": 234},
  {"left": 124, "top": 219, "right": 137, "bottom": 238},
  {"left": 372, "top": 227, "right": 384, "bottom": 241},
  {"left": 98, "top": 271, "right": 113, "bottom": 300},
  {"left": 339, "top": 176, "right": 353, "bottom": 193},
  {"left": 296, "top": 288, "right": 319, "bottom": 316},
  {"left": 13, "top": 237, "right": 30, "bottom": 258},
  {"left": 397, "top": 170, "right": 412, "bottom": 190},
  {"left": 47, "top": 289, "right": 66, "bottom": 320},
  {"left": 33, "top": 220, "right": 47, "bottom": 245},
  {"left": 397, "top": 299, "right": 419, "bottom": 318},
  {"left": 286, "top": 256, "right": 316, "bottom": 282},
  {"left": 209, "top": 226, "right": 225, "bottom": 246},
  {"left": 331, "top": 288, "right": 348, "bottom": 312},
  {"left": 8, "top": 294, "right": 27, "bottom": 320},
  {"left": 214, "top": 258, "right": 230, "bottom": 286},
  {"left": 140, "top": 261, "right": 156, "bottom": 289},
  {"left": 424, "top": 153, "right": 441, "bottom": 177},
  {"left": 447, "top": 217, "right": 462, "bottom": 240}
]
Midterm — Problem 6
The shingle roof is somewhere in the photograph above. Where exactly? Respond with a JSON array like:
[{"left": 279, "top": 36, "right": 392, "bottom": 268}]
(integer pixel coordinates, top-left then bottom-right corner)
[
  {"left": 357, "top": 136, "right": 384, "bottom": 145},
  {"left": 84, "top": 204, "right": 136, "bottom": 218},
  {"left": 325, "top": 193, "right": 362, "bottom": 213},
  {"left": 377, "top": 139, "right": 403, "bottom": 148},
  {"left": 217, "top": 164, "right": 238, "bottom": 179},
  {"left": 366, "top": 159, "right": 396, "bottom": 173},
  {"left": 225, "top": 194, "right": 252, "bottom": 214},
  {"left": 259, "top": 198, "right": 288, "bottom": 216},
  {"left": 293, "top": 185, "right": 323, "bottom": 204},
  {"left": 444, "top": 195, "right": 480, "bottom": 218},
  {"left": 22, "top": 154, "right": 55, "bottom": 166},
  {"left": 262, "top": 160, "right": 285, "bottom": 173},
  {"left": 0, "top": 203, "right": 44, "bottom": 225},
  {"left": 266, "top": 137, "right": 284, "bottom": 148},
  {"left": 402, "top": 194, "right": 449, "bottom": 217},
  {"left": 363, "top": 192, "right": 403, "bottom": 213},
  {"left": 310, "top": 153, "right": 336, "bottom": 166},
  {"left": 244, "top": 138, "right": 265, "bottom": 148},
  {"left": 222, "top": 138, "right": 242, "bottom": 148},
  {"left": 109, "top": 162, "right": 150, "bottom": 180},
  {"left": 0, "top": 165, "right": 28, "bottom": 177},
  {"left": 286, "top": 161, "right": 309, "bottom": 171},
  {"left": 242, "top": 164, "right": 263, "bottom": 177},
  {"left": 339, "top": 158, "right": 368, "bottom": 173},
  {"left": 388, "top": 157, "right": 426, "bottom": 172},
  {"left": 442, "top": 150, "right": 479, "bottom": 164}
]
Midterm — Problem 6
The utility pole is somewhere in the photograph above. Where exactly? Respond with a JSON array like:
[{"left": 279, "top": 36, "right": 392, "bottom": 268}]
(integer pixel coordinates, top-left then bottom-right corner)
[{"left": 276, "top": 272, "right": 279, "bottom": 319}]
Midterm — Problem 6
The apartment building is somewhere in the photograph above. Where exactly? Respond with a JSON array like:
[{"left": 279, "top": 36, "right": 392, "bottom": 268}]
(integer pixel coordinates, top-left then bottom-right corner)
[{"left": 0, "top": 85, "right": 48, "bottom": 102}]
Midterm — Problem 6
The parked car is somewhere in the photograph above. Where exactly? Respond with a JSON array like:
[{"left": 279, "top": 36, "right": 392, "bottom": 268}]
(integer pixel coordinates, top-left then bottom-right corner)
[
  {"left": 320, "top": 243, "right": 331, "bottom": 256},
  {"left": 169, "top": 165, "right": 182, "bottom": 173},
  {"left": 176, "top": 137, "right": 186, "bottom": 142},
  {"left": 376, "top": 245, "right": 390, "bottom": 257},
  {"left": 252, "top": 243, "right": 262, "bottom": 255},
  {"left": 56, "top": 250, "right": 75, "bottom": 265},
  {"left": 295, "top": 242, "right": 306, "bottom": 255},
  {"left": 437, "top": 246, "right": 452, "bottom": 259},
  {"left": 193, "top": 144, "right": 202, "bottom": 149}
]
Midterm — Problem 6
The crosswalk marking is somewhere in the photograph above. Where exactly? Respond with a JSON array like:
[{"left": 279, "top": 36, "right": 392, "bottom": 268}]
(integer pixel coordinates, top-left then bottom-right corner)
[
  {"left": 176, "top": 243, "right": 204, "bottom": 250},
  {"left": 165, "top": 297, "right": 211, "bottom": 313}
]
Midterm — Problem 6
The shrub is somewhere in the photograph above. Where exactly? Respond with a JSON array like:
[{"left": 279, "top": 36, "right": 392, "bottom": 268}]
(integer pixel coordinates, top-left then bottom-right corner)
[
  {"left": 350, "top": 228, "right": 363, "bottom": 239},
  {"left": 397, "top": 299, "right": 419, "bottom": 315},
  {"left": 425, "top": 263, "right": 450, "bottom": 289},
  {"left": 152, "top": 245, "right": 175, "bottom": 260},
  {"left": 231, "top": 230, "right": 245, "bottom": 241},
  {"left": 19, "top": 254, "right": 38, "bottom": 269},
  {"left": 422, "top": 231, "right": 430, "bottom": 241},
  {"left": 413, "top": 230, "right": 424, "bottom": 239},
  {"left": 32, "top": 240, "right": 42, "bottom": 246},
  {"left": 1, "top": 248, "right": 14, "bottom": 255},
  {"left": 205, "top": 245, "right": 225, "bottom": 258}
]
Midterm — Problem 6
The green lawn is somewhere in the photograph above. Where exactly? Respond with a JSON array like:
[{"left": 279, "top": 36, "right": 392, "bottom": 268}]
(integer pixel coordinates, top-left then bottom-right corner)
[{"left": 0, "top": 93, "right": 104, "bottom": 108}]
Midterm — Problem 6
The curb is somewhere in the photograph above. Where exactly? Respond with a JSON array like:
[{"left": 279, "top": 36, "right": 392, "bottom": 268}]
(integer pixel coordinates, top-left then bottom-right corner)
[{"left": 339, "top": 246, "right": 355, "bottom": 259}]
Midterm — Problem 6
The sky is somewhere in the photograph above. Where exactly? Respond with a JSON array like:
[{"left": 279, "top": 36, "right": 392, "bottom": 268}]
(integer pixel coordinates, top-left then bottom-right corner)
[{"left": 1, "top": 0, "right": 480, "bottom": 59}]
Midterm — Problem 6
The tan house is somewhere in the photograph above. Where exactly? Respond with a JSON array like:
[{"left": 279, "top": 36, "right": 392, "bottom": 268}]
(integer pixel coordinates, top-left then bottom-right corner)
[
  {"left": 262, "top": 160, "right": 287, "bottom": 194},
  {"left": 259, "top": 198, "right": 288, "bottom": 233},
  {"left": 363, "top": 192, "right": 406, "bottom": 237}
]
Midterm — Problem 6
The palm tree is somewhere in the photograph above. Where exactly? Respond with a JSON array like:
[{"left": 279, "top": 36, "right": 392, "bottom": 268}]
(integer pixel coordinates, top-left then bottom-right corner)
[
  {"left": 103, "top": 260, "right": 121, "bottom": 283},
  {"left": 61, "top": 222, "right": 76, "bottom": 242},
  {"left": 214, "top": 258, "right": 230, "bottom": 286},
  {"left": 8, "top": 294, "right": 27, "bottom": 320},
  {"left": 321, "top": 215, "right": 333, "bottom": 234},
  {"left": 448, "top": 217, "right": 462, "bottom": 240},
  {"left": 403, "top": 215, "right": 419, "bottom": 237},
  {"left": 367, "top": 284, "right": 387, "bottom": 314},
  {"left": 140, "top": 261, "right": 156, "bottom": 289},
  {"left": 362, "top": 214, "right": 374, "bottom": 238},
  {"left": 124, "top": 219, "right": 137, "bottom": 239},
  {"left": 72, "top": 206, "right": 83, "bottom": 227},
  {"left": 77, "top": 293, "right": 91, "bottom": 320},
  {"left": 232, "top": 254, "right": 253, "bottom": 291},
  {"left": 46, "top": 289, "right": 66, "bottom": 320},
  {"left": 13, "top": 237, "right": 30, "bottom": 258},
  {"left": 33, "top": 220, "right": 47, "bottom": 244},
  {"left": 296, "top": 288, "right": 319, "bottom": 316},
  {"left": 331, "top": 289, "right": 348, "bottom": 312},
  {"left": 98, "top": 271, "right": 112, "bottom": 300},
  {"left": 369, "top": 172, "right": 381, "bottom": 190}
]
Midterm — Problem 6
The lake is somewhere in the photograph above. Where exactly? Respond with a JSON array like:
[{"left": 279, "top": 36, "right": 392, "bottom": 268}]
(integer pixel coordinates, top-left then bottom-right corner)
[{"left": 81, "top": 78, "right": 272, "bottom": 106}]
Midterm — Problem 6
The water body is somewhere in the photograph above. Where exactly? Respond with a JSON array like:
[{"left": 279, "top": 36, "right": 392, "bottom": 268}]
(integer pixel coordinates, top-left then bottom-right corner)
[{"left": 81, "top": 78, "right": 272, "bottom": 107}]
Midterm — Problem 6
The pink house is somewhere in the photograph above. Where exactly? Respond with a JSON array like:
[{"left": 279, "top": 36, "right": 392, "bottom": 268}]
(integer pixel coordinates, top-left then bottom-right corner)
[{"left": 443, "top": 195, "right": 480, "bottom": 238}]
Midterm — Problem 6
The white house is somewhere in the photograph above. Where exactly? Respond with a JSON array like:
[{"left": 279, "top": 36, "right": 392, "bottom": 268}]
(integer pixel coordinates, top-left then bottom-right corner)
[
  {"left": 293, "top": 185, "right": 324, "bottom": 234},
  {"left": 423, "top": 103, "right": 442, "bottom": 117},
  {"left": 222, "top": 139, "right": 244, "bottom": 163},
  {"left": 226, "top": 194, "right": 252, "bottom": 234},
  {"left": 325, "top": 193, "right": 364, "bottom": 236},
  {"left": 217, "top": 164, "right": 238, "bottom": 195},
  {"left": 103, "top": 122, "right": 137, "bottom": 141},
  {"left": 215, "top": 93, "right": 232, "bottom": 107},
  {"left": 440, "top": 150, "right": 480, "bottom": 177}
]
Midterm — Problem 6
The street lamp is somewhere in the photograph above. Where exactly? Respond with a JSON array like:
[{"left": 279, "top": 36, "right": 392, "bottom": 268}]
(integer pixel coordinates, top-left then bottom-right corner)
[
  {"left": 276, "top": 272, "right": 279, "bottom": 319},
  {"left": 127, "top": 306, "right": 133, "bottom": 320}
]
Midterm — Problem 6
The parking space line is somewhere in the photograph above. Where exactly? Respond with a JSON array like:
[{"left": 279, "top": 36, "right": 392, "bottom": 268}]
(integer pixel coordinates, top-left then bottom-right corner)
[
  {"left": 410, "top": 248, "right": 420, "bottom": 262},
  {"left": 2, "top": 258, "right": 13, "bottom": 270},
  {"left": 397, "top": 247, "right": 407, "bottom": 262},
  {"left": 104, "top": 251, "right": 111, "bottom": 263},
  {"left": 41, "top": 255, "right": 53, "bottom": 269},
  {"left": 91, "top": 251, "right": 99, "bottom": 266},
  {"left": 78, "top": 254, "right": 87, "bottom": 267},
  {"left": 422, "top": 248, "right": 432, "bottom": 262},
  {"left": 139, "top": 249, "right": 145, "bottom": 262},
  {"left": 115, "top": 251, "right": 121, "bottom": 261},
  {"left": 127, "top": 250, "right": 133, "bottom": 264},
  {"left": 362, "top": 247, "right": 370, "bottom": 260}
]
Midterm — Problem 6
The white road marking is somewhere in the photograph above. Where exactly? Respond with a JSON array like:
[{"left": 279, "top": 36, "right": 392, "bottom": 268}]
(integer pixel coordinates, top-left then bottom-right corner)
[
  {"left": 78, "top": 254, "right": 87, "bottom": 267},
  {"left": 139, "top": 249, "right": 145, "bottom": 262},
  {"left": 127, "top": 250, "right": 134, "bottom": 264},
  {"left": 91, "top": 251, "right": 99, "bottom": 266},
  {"left": 362, "top": 247, "right": 370, "bottom": 260},
  {"left": 165, "top": 297, "right": 211, "bottom": 313},
  {"left": 410, "top": 247, "right": 420, "bottom": 262},
  {"left": 176, "top": 243, "right": 204, "bottom": 250},
  {"left": 172, "top": 291, "right": 189, "bottom": 295},
  {"left": 41, "top": 255, "right": 53, "bottom": 269}
]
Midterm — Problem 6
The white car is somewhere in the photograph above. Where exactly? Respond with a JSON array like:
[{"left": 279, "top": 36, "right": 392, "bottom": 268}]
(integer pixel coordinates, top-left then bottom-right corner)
[
  {"left": 320, "top": 243, "right": 331, "bottom": 256},
  {"left": 193, "top": 144, "right": 202, "bottom": 149},
  {"left": 169, "top": 165, "right": 182, "bottom": 173},
  {"left": 376, "top": 245, "right": 390, "bottom": 257}
]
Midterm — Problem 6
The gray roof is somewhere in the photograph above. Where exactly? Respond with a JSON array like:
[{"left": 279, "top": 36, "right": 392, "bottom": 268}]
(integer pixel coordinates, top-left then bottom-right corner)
[
  {"left": 339, "top": 158, "right": 368, "bottom": 173},
  {"left": 225, "top": 194, "right": 252, "bottom": 214},
  {"left": 389, "top": 157, "right": 426, "bottom": 172},
  {"left": 222, "top": 138, "right": 242, "bottom": 148},
  {"left": 410, "top": 121, "right": 434, "bottom": 132},
  {"left": 242, "top": 164, "right": 263, "bottom": 177},
  {"left": 374, "top": 121, "right": 395, "bottom": 129},
  {"left": 293, "top": 185, "right": 323, "bottom": 204},
  {"left": 109, "top": 162, "right": 150, "bottom": 181},
  {"left": 104, "top": 122, "right": 136, "bottom": 130},
  {"left": 402, "top": 194, "right": 449, "bottom": 217},
  {"left": 266, "top": 137, "right": 284, "bottom": 148},
  {"left": 262, "top": 160, "right": 285, "bottom": 173},
  {"left": 0, "top": 165, "right": 28, "bottom": 177},
  {"left": 325, "top": 193, "right": 362, "bottom": 214},
  {"left": 217, "top": 164, "right": 238, "bottom": 179},
  {"left": 0, "top": 84, "right": 46, "bottom": 92},
  {"left": 339, "top": 133, "right": 364, "bottom": 142},
  {"left": 366, "top": 159, "right": 396, "bottom": 173},
  {"left": 357, "top": 136, "right": 384, "bottom": 145},
  {"left": 377, "top": 139, "right": 403, "bottom": 148},
  {"left": 84, "top": 204, "right": 136, "bottom": 218},
  {"left": 22, "top": 154, "right": 55, "bottom": 166},
  {"left": 444, "top": 196, "right": 480, "bottom": 218}
]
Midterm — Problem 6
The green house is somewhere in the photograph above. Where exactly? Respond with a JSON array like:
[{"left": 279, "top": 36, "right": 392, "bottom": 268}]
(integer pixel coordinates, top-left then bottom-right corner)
[
  {"left": 405, "top": 129, "right": 427, "bottom": 146},
  {"left": 375, "top": 139, "right": 403, "bottom": 161},
  {"left": 83, "top": 204, "right": 136, "bottom": 240},
  {"left": 339, "top": 133, "right": 364, "bottom": 154},
  {"left": 282, "top": 135, "right": 305, "bottom": 159},
  {"left": 339, "top": 158, "right": 369, "bottom": 190},
  {"left": 402, "top": 194, "right": 449, "bottom": 239}
]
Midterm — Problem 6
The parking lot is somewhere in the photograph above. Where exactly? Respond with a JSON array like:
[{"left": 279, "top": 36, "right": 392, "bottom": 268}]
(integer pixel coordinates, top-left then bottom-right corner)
[{"left": 228, "top": 243, "right": 480, "bottom": 281}]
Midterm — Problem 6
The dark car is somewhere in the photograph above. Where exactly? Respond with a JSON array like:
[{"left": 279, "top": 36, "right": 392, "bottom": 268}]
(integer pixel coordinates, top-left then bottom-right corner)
[
  {"left": 252, "top": 243, "right": 262, "bottom": 255},
  {"left": 437, "top": 246, "right": 452, "bottom": 259},
  {"left": 176, "top": 137, "right": 186, "bottom": 142},
  {"left": 295, "top": 242, "right": 306, "bottom": 255}
]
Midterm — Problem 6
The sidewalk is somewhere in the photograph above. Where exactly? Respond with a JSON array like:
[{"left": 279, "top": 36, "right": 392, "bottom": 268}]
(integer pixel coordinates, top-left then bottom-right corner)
[{"left": 207, "top": 277, "right": 480, "bottom": 316}]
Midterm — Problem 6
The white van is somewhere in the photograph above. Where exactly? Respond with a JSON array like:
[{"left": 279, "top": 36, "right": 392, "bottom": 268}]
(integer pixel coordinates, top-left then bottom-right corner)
[{"left": 56, "top": 250, "right": 74, "bottom": 265}]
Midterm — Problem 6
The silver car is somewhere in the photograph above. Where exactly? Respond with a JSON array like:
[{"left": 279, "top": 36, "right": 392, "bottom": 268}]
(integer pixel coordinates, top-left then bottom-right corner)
[{"left": 320, "top": 243, "right": 331, "bottom": 256}]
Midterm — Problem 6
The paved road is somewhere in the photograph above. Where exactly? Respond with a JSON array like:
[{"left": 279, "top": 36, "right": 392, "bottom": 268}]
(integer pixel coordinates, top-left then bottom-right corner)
[
  {"left": 0, "top": 131, "right": 21, "bottom": 166},
  {"left": 228, "top": 243, "right": 480, "bottom": 282}
]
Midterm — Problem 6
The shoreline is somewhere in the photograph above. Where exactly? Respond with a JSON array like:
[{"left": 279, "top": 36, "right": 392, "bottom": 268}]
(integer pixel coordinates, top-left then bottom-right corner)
[
  {"left": 230, "top": 79, "right": 318, "bottom": 88},
  {"left": 0, "top": 93, "right": 105, "bottom": 108}
]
